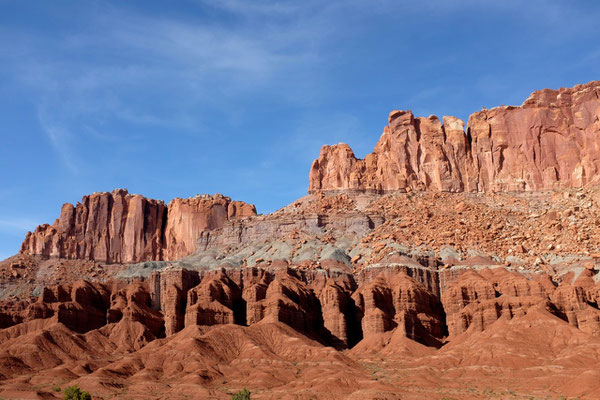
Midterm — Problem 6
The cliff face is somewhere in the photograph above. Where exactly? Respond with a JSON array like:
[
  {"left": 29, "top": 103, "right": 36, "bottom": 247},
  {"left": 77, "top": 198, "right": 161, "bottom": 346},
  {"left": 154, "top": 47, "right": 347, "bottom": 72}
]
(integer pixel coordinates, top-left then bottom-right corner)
[
  {"left": 19, "top": 81, "right": 600, "bottom": 265},
  {"left": 164, "top": 196, "right": 256, "bottom": 260},
  {"left": 4, "top": 264, "right": 600, "bottom": 350},
  {"left": 309, "top": 81, "right": 600, "bottom": 193},
  {"left": 20, "top": 190, "right": 256, "bottom": 263},
  {"left": 20, "top": 189, "right": 166, "bottom": 263},
  {"left": 2, "top": 263, "right": 600, "bottom": 399}
]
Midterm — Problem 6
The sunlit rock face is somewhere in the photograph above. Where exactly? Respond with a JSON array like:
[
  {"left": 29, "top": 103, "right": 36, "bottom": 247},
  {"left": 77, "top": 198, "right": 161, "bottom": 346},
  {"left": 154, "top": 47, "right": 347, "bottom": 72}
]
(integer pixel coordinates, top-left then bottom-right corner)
[
  {"left": 20, "top": 189, "right": 167, "bottom": 263},
  {"left": 309, "top": 81, "right": 600, "bottom": 193},
  {"left": 20, "top": 190, "right": 256, "bottom": 263}
]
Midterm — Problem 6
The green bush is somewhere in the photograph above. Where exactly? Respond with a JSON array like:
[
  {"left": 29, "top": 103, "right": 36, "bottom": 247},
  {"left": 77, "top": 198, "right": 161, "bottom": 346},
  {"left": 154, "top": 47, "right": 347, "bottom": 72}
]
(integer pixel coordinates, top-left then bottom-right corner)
[
  {"left": 64, "top": 385, "right": 91, "bottom": 400},
  {"left": 231, "top": 388, "right": 251, "bottom": 400}
]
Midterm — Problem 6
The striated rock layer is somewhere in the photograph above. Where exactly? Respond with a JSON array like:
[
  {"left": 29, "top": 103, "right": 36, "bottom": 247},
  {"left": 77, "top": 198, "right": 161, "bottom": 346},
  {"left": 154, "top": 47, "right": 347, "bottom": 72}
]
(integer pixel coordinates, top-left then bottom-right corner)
[
  {"left": 3, "top": 264, "right": 600, "bottom": 350},
  {"left": 20, "top": 190, "right": 256, "bottom": 263},
  {"left": 2, "top": 264, "right": 600, "bottom": 399},
  {"left": 164, "top": 195, "right": 256, "bottom": 260},
  {"left": 309, "top": 80, "right": 600, "bottom": 193},
  {"left": 20, "top": 189, "right": 166, "bottom": 263},
  {"left": 141, "top": 265, "right": 450, "bottom": 348}
]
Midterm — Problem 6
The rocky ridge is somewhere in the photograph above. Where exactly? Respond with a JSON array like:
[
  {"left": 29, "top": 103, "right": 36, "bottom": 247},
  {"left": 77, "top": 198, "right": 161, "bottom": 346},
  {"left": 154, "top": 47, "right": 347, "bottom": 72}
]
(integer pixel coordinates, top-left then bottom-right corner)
[
  {"left": 3, "top": 258, "right": 600, "bottom": 348},
  {"left": 20, "top": 189, "right": 256, "bottom": 263},
  {"left": 310, "top": 80, "right": 600, "bottom": 193}
]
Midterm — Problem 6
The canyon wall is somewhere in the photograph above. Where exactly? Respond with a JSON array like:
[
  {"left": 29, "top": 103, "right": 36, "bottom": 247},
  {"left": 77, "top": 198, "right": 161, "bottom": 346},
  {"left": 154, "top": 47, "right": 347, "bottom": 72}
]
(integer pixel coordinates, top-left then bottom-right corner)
[
  {"left": 3, "top": 264, "right": 599, "bottom": 351},
  {"left": 20, "top": 190, "right": 256, "bottom": 263},
  {"left": 164, "top": 195, "right": 257, "bottom": 260},
  {"left": 18, "top": 81, "right": 600, "bottom": 266},
  {"left": 150, "top": 264, "right": 600, "bottom": 345},
  {"left": 309, "top": 81, "right": 600, "bottom": 193}
]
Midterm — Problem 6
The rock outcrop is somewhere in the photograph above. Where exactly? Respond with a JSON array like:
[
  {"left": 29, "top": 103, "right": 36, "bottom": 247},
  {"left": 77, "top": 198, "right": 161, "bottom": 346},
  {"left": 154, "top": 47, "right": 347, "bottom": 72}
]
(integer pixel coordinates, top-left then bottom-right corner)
[
  {"left": 309, "top": 80, "right": 600, "bottom": 193},
  {"left": 20, "top": 189, "right": 166, "bottom": 263},
  {"left": 352, "top": 272, "right": 445, "bottom": 346},
  {"left": 441, "top": 266, "right": 600, "bottom": 338},
  {"left": 441, "top": 268, "right": 548, "bottom": 336},
  {"left": 4, "top": 264, "right": 600, "bottom": 350},
  {"left": 185, "top": 269, "right": 242, "bottom": 326},
  {"left": 149, "top": 268, "right": 200, "bottom": 336},
  {"left": 20, "top": 190, "right": 256, "bottom": 263},
  {"left": 164, "top": 195, "right": 256, "bottom": 260},
  {"left": 2, "top": 262, "right": 600, "bottom": 399}
]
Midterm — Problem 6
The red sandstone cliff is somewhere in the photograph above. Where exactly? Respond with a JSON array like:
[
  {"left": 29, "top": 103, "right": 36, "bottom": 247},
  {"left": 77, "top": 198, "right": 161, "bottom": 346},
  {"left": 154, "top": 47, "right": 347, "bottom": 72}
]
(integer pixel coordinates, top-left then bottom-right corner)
[
  {"left": 20, "top": 189, "right": 166, "bottom": 263},
  {"left": 309, "top": 80, "right": 600, "bottom": 193},
  {"left": 20, "top": 190, "right": 256, "bottom": 263},
  {"left": 164, "top": 195, "right": 256, "bottom": 260}
]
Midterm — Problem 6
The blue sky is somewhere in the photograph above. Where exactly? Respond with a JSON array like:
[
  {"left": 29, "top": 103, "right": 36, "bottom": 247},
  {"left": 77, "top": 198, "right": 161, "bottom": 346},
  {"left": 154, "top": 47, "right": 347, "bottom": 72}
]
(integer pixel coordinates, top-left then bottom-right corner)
[{"left": 1, "top": 0, "right": 599, "bottom": 260}]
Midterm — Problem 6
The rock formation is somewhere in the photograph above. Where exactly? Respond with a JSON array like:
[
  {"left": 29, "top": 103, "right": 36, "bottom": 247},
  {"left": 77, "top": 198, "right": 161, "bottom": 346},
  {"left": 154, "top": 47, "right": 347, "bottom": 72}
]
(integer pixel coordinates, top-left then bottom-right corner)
[
  {"left": 164, "top": 195, "right": 256, "bottom": 260},
  {"left": 5, "top": 80, "right": 600, "bottom": 399},
  {"left": 20, "top": 189, "right": 166, "bottom": 263},
  {"left": 20, "top": 190, "right": 256, "bottom": 263},
  {"left": 3, "top": 263, "right": 600, "bottom": 351},
  {"left": 5, "top": 237, "right": 600, "bottom": 399},
  {"left": 441, "top": 268, "right": 548, "bottom": 336},
  {"left": 309, "top": 80, "right": 600, "bottom": 193}
]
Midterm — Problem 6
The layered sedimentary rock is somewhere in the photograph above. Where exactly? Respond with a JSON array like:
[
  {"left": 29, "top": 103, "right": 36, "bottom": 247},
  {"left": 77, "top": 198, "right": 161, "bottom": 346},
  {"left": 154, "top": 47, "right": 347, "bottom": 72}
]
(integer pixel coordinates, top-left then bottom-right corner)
[
  {"left": 440, "top": 266, "right": 600, "bottom": 338},
  {"left": 0, "top": 279, "right": 165, "bottom": 340},
  {"left": 309, "top": 80, "right": 600, "bottom": 193},
  {"left": 28, "top": 280, "right": 111, "bottom": 333},
  {"left": 164, "top": 195, "right": 256, "bottom": 260},
  {"left": 441, "top": 268, "right": 549, "bottom": 336},
  {"left": 20, "top": 190, "right": 256, "bottom": 263},
  {"left": 5, "top": 264, "right": 599, "bottom": 352},
  {"left": 316, "top": 278, "right": 356, "bottom": 347},
  {"left": 550, "top": 269, "right": 600, "bottom": 336},
  {"left": 20, "top": 189, "right": 166, "bottom": 263},
  {"left": 185, "top": 269, "right": 242, "bottom": 326},
  {"left": 6, "top": 81, "right": 600, "bottom": 399},
  {"left": 106, "top": 281, "right": 165, "bottom": 347},
  {"left": 352, "top": 272, "right": 445, "bottom": 346},
  {"left": 3, "top": 265, "right": 600, "bottom": 399},
  {"left": 148, "top": 268, "right": 200, "bottom": 336}
]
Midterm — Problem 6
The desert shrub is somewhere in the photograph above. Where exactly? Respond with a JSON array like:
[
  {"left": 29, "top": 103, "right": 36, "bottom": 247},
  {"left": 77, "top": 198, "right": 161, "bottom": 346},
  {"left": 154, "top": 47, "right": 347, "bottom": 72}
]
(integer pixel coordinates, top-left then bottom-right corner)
[
  {"left": 231, "top": 388, "right": 251, "bottom": 400},
  {"left": 64, "top": 385, "right": 91, "bottom": 400}
]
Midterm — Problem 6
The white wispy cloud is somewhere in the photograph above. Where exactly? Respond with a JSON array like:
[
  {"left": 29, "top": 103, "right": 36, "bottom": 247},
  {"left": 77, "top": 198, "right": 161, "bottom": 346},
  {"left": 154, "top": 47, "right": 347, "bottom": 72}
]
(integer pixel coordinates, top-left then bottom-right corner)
[
  {"left": 5, "top": 1, "right": 333, "bottom": 173},
  {"left": 4, "top": 0, "right": 597, "bottom": 175},
  {"left": 197, "top": 0, "right": 303, "bottom": 16},
  {"left": 36, "top": 105, "right": 80, "bottom": 174}
]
